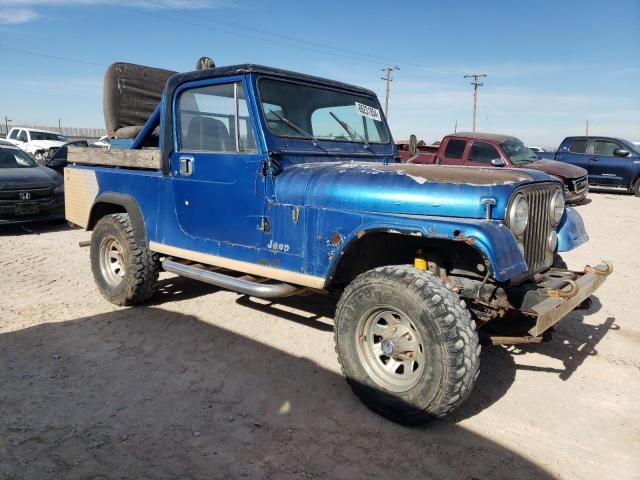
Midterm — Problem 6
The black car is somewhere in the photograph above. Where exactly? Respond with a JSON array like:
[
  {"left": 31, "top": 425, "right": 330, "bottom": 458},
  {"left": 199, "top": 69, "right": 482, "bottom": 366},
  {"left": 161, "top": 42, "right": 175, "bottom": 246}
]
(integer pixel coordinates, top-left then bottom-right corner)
[{"left": 0, "top": 142, "right": 65, "bottom": 224}]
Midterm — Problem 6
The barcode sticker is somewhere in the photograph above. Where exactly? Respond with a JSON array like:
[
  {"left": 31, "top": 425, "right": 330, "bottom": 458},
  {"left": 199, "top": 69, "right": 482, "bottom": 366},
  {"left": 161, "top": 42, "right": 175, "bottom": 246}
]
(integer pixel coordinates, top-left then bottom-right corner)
[{"left": 355, "top": 102, "right": 382, "bottom": 121}]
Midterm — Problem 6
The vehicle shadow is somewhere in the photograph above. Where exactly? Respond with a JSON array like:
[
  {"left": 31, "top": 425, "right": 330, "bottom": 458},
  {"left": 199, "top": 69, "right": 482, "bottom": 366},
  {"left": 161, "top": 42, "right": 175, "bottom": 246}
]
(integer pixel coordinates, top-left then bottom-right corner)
[
  {"left": 225, "top": 291, "right": 617, "bottom": 424},
  {"left": 148, "top": 274, "right": 221, "bottom": 305},
  {"left": 0, "top": 219, "right": 71, "bottom": 236},
  {"left": 0, "top": 307, "right": 554, "bottom": 480},
  {"left": 507, "top": 296, "right": 618, "bottom": 381},
  {"left": 229, "top": 293, "right": 519, "bottom": 423},
  {"left": 571, "top": 197, "right": 592, "bottom": 206}
]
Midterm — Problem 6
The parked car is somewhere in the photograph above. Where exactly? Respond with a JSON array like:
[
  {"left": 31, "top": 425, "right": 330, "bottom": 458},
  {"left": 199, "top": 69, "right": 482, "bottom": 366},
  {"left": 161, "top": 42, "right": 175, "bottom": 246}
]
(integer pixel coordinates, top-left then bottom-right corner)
[
  {"left": 63, "top": 61, "right": 612, "bottom": 425},
  {"left": 5, "top": 127, "right": 68, "bottom": 164},
  {"left": 45, "top": 140, "right": 90, "bottom": 172},
  {"left": 528, "top": 146, "right": 545, "bottom": 153},
  {"left": 92, "top": 135, "right": 112, "bottom": 148},
  {"left": 538, "top": 136, "right": 640, "bottom": 196},
  {"left": 400, "top": 132, "right": 589, "bottom": 204},
  {"left": 0, "top": 142, "right": 65, "bottom": 224}
]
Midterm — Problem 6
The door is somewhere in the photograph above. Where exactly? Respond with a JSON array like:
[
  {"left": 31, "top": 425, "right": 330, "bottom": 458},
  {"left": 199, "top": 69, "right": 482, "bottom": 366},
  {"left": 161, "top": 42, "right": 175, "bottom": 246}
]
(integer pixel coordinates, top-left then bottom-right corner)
[
  {"left": 15, "top": 129, "right": 28, "bottom": 149},
  {"left": 466, "top": 141, "right": 503, "bottom": 167},
  {"left": 438, "top": 138, "right": 468, "bottom": 165},
  {"left": 556, "top": 138, "right": 590, "bottom": 171},
  {"left": 588, "top": 138, "right": 629, "bottom": 187},
  {"left": 170, "top": 79, "right": 265, "bottom": 248}
]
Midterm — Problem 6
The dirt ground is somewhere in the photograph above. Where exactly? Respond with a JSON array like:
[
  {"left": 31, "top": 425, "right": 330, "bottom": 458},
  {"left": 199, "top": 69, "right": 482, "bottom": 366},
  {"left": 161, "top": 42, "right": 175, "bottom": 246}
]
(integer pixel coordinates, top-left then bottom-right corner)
[{"left": 1, "top": 190, "right": 639, "bottom": 480}]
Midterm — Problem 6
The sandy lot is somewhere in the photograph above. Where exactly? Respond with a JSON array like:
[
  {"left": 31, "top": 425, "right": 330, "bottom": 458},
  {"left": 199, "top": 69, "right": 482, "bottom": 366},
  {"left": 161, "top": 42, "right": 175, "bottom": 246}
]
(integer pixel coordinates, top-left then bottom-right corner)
[{"left": 1, "top": 191, "right": 639, "bottom": 480}]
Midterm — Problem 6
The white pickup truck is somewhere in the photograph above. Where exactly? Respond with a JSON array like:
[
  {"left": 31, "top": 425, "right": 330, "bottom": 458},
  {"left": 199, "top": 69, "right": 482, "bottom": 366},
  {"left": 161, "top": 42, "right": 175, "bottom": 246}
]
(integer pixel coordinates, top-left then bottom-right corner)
[{"left": 6, "top": 127, "right": 68, "bottom": 163}]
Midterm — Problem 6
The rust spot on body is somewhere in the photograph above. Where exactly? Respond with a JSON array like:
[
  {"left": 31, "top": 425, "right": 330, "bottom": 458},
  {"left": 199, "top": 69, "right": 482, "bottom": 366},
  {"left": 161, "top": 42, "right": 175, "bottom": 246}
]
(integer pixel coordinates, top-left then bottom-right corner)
[{"left": 330, "top": 231, "right": 343, "bottom": 246}]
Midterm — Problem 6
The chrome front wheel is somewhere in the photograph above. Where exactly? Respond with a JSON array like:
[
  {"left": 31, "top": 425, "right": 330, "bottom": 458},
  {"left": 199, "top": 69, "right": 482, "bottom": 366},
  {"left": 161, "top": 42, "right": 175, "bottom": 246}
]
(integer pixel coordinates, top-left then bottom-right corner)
[{"left": 356, "top": 306, "right": 426, "bottom": 393}]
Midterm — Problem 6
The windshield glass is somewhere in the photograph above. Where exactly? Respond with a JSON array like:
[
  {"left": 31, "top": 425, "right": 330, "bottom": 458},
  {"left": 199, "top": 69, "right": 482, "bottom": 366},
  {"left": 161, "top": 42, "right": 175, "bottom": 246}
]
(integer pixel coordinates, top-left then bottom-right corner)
[
  {"left": 0, "top": 147, "right": 37, "bottom": 168},
  {"left": 258, "top": 78, "right": 390, "bottom": 144},
  {"left": 30, "top": 131, "right": 67, "bottom": 142},
  {"left": 500, "top": 139, "right": 539, "bottom": 165}
]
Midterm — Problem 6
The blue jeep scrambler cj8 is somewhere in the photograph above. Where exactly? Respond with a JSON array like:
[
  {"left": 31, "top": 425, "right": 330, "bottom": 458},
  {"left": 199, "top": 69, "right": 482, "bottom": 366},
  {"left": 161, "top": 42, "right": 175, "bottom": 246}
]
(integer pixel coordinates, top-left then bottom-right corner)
[{"left": 65, "top": 63, "right": 611, "bottom": 424}]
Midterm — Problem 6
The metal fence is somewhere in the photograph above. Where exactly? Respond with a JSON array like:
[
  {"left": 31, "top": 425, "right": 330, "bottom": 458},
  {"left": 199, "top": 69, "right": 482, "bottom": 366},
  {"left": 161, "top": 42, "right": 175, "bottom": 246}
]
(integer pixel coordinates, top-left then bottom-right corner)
[{"left": 0, "top": 124, "right": 107, "bottom": 141}]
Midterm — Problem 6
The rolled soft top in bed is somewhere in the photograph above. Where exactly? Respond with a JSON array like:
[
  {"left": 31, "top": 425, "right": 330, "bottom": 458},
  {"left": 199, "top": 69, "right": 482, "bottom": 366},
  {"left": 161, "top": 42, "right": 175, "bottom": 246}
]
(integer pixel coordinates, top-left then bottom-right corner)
[{"left": 103, "top": 62, "right": 176, "bottom": 138}]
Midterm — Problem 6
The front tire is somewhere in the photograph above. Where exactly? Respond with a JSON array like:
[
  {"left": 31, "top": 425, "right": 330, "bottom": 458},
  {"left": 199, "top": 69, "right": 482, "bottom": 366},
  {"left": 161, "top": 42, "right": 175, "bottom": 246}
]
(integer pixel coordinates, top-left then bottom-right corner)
[
  {"left": 334, "top": 265, "right": 480, "bottom": 425},
  {"left": 90, "top": 213, "right": 160, "bottom": 305},
  {"left": 632, "top": 178, "right": 640, "bottom": 197}
]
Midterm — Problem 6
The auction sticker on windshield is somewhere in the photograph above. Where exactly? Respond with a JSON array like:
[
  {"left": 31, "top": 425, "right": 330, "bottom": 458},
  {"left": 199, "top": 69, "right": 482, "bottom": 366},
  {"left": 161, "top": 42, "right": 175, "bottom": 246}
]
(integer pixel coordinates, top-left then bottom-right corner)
[{"left": 355, "top": 102, "right": 382, "bottom": 121}]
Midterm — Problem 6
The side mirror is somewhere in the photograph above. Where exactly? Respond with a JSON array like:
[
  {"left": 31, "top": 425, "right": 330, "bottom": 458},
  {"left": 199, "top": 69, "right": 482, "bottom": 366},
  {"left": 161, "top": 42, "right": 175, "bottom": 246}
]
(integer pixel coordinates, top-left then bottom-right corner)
[
  {"left": 490, "top": 158, "right": 505, "bottom": 167},
  {"left": 613, "top": 148, "right": 629, "bottom": 157}
]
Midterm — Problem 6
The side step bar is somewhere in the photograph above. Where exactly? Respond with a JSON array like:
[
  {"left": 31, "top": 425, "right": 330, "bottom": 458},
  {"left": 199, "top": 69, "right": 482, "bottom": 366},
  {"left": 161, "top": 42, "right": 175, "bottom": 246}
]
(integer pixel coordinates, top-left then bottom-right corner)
[{"left": 162, "top": 258, "right": 302, "bottom": 299}]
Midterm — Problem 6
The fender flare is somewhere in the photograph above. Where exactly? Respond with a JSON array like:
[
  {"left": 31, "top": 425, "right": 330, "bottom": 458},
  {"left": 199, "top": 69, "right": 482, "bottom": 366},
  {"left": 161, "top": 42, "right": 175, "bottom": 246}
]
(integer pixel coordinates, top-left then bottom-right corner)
[
  {"left": 325, "top": 217, "right": 529, "bottom": 283},
  {"left": 88, "top": 192, "right": 147, "bottom": 246}
]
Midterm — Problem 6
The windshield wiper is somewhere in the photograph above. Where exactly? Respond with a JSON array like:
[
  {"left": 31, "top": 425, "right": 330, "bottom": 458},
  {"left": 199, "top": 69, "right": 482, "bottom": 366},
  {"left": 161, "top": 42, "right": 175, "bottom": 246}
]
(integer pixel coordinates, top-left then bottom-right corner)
[
  {"left": 269, "top": 110, "right": 322, "bottom": 148},
  {"left": 329, "top": 111, "right": 369, "bottom": 148}
]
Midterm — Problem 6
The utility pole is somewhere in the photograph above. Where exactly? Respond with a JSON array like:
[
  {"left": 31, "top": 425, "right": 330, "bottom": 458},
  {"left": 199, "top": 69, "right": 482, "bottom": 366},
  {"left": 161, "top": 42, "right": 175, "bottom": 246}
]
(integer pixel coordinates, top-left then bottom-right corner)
[
  {"left": 4, "top": 115, "right": 11, "bottom": 136},
  {"left": 464, "top": 73, "right": 487, "bottom": 132},
  {"left": 381, "top": 66, "right": 399, "bottom": 119},
  {"left": 585, "top": 119, "right": 589, "bottom": 136},
  {"left": 454, "top": 119, "right": 458, "bottom": 133}
]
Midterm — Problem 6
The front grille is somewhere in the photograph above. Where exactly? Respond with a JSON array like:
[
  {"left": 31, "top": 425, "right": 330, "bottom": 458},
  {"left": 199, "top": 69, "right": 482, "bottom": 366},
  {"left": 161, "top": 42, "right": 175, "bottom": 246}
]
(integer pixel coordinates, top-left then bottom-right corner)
[
  {"left": 510, "top": 184, "right": 558, "bottom": 275},
  {"left": 567, "top": 175, "right": 588, "bottom": 193},
  {"left": 0, "top": 187, "right": 51, "bottom": 200}
]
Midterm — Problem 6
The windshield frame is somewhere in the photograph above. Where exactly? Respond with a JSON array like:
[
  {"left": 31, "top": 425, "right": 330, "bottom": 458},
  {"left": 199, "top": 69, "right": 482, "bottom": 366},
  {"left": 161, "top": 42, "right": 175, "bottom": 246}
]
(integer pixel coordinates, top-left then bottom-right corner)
[
  {"left": 256, "top": 76, "right": 391, "bottom": 146},
  {"left": 500, "top": 138, "right": 539, "bottom": 165}
]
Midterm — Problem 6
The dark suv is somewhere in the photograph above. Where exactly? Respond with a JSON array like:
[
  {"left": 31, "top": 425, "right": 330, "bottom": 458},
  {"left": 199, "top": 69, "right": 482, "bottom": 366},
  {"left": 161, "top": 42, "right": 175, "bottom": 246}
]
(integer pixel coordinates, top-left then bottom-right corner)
[{"left": 0, "top": 141, "right": 65, "bottom": 224}]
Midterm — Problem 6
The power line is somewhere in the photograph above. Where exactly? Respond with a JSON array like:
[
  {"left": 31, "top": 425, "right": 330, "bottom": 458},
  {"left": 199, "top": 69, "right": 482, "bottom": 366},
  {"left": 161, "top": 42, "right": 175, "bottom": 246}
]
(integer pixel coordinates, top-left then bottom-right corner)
[
  {"left": 0, "top": 47, "right": 105, "bottom": 68},
  {"left": 1, "top": 5, "right": 463, "bottom": 78},
  {"left": 464, "top": 73, "right": 487, "bottom": 132},
  {"left": 122, "top": 0, "right": 462, "bottom": 76}
]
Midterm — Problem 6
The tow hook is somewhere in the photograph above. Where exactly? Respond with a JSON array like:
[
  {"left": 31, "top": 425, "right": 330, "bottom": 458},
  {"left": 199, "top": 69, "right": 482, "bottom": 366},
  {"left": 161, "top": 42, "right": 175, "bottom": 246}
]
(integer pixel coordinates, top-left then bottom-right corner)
[
  {"left": 545, "top": 279, "right": 578, "bottom": 298},
  {"left": 584, "top": 261, "right": 613, "bottom": 276},
  {"left": 544, "top": 261, "right": 613, "bottom": 298}
]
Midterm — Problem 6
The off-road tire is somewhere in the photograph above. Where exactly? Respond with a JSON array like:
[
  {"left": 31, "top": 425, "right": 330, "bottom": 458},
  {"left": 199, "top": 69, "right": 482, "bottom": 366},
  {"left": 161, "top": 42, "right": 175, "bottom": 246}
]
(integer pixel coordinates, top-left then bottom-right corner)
[
  {"left": 632, "top": 178, "right": 640, "bottom": 197},
  {"left": 90, "top": 213, "right": 160, "bottom": 306},
  {"left": 334, "top": 265, "right": 480, "bottom": 425}
]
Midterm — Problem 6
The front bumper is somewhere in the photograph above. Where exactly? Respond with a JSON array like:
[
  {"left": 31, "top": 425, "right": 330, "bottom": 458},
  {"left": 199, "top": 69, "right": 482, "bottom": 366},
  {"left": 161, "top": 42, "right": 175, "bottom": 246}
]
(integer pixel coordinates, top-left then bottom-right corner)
[
  {"left": 566, "top": 186, "right": 588, "bottom": 205},
  {"left": 0, "top": 199, "right": 64, "bottom": 225},
  {"left": 520, "top": 261, "right": 612, "bottom": 336}
]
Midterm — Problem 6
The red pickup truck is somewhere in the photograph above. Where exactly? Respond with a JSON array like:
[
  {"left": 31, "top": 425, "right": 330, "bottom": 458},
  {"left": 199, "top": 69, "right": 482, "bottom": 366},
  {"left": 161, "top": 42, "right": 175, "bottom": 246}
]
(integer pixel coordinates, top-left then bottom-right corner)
[{"left": 399, "top": 132, "right": 589, "bottom": 204}]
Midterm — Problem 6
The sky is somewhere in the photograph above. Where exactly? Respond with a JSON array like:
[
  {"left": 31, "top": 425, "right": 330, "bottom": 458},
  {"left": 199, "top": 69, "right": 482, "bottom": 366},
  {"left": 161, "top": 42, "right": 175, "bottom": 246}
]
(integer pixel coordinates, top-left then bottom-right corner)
[{"left": 0, "top": 0, "right": 639, "bottom": 148}]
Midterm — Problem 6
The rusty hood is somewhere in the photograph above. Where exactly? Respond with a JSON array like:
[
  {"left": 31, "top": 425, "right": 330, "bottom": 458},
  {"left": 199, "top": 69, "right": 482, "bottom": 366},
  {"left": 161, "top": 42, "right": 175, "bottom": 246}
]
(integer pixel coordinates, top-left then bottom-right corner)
[
  {"left": 519, "top": 159, "right": 587, "bottom": 179},
  {"left": 275, "top": 161, "right": 554, "bottom": 220}
]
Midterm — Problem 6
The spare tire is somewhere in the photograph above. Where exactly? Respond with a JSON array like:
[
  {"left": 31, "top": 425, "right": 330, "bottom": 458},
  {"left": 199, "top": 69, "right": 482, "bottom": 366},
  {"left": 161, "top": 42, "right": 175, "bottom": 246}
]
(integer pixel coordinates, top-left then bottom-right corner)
[{"left": 103, "top": 62, "right": 177, "bottom": 137}]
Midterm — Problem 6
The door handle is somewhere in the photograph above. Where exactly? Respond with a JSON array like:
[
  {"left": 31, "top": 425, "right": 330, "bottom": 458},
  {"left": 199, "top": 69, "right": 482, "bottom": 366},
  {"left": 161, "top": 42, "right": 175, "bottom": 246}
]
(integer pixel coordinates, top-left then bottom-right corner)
[{"left": 179, "top": 156, "right": 194, "bottom": 176}]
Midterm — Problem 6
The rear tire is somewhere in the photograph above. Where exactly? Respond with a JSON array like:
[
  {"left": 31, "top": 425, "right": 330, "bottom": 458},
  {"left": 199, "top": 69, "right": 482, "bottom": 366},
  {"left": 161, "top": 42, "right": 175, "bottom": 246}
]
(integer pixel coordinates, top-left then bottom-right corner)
[
  {"left": 632, "top": 178, "right": 640, "bottom": 197},
  {"left": 90, "top": 213, "right": 160, "bottom": 305},
  {"left": 334, "top": 265, "right": 480, "bottom": 425}
]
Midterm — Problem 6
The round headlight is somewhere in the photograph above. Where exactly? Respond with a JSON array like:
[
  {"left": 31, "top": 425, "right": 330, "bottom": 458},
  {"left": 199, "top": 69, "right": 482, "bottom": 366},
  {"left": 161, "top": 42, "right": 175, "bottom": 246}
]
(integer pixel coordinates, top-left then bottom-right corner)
[
  {"left": 508, "top": 194, "right": 529, "bottom": 236},
  {"left": 550, "top": 189, "right": 564, "bottom": 225}
]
